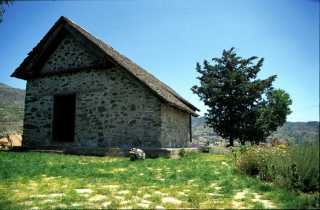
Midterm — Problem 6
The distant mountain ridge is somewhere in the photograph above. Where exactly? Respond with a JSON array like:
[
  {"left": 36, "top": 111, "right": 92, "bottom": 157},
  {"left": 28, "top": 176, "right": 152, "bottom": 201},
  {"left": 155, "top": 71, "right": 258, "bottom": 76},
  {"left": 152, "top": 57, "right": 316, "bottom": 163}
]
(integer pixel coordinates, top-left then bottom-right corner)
[
  {"left": 0, "top": 83, "right": 25, "bottom": 137},
  {"left": 192, "top": 117, "right": 319, "bottom": 145},
  {"left": 0, "top": 83, "right": 25, "bottom": 105}
]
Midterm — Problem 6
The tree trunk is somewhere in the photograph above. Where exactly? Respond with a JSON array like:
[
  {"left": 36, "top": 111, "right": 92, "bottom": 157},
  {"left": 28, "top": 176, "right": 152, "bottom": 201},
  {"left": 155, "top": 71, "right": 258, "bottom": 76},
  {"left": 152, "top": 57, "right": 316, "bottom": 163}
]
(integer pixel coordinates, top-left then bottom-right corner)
[
  {"left": 239, "top": 137, "right": 245, "bottom": 145},
  {"left": 226, "top": 137, "right": 234, "bottom": 147}
]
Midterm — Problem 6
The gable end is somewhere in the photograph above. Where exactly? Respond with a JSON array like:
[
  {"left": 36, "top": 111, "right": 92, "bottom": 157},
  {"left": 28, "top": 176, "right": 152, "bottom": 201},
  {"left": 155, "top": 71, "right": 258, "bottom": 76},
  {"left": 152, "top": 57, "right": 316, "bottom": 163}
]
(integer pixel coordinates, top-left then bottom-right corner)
[{"left": 40, "top": 33, "right": 107, "bottom": 74}]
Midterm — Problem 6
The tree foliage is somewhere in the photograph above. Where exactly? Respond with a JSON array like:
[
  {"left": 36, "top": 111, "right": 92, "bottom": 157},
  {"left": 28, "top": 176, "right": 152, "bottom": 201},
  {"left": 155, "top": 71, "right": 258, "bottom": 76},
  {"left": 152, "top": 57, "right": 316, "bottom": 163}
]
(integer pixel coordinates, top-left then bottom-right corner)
[{"left": 192, "top": 48, "right": 292, "bottom": 146}]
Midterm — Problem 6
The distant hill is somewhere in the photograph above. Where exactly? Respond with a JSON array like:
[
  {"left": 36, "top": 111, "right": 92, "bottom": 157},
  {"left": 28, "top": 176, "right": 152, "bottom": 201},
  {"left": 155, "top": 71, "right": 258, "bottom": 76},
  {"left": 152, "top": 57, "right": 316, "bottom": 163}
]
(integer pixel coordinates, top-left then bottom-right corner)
[
  {"left": 0, "top": 83, "right": 25, "bottom": 137},
  {"left": 192, "top": 116, "right": 319, "bottom": 145},
  {"left": 273, "top": 121, "right": 319, "bottom": 144},
  {"left": 0, "top": 83, "right": 25, "bottom": 105}
]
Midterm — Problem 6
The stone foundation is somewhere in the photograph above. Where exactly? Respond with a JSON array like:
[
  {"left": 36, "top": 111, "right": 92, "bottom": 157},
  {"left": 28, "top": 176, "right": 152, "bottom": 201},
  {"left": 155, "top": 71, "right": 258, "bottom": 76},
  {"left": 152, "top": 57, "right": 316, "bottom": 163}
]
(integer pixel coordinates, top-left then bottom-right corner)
[{"left": 14, "top": 146, "right": 199, "bottom": 158}]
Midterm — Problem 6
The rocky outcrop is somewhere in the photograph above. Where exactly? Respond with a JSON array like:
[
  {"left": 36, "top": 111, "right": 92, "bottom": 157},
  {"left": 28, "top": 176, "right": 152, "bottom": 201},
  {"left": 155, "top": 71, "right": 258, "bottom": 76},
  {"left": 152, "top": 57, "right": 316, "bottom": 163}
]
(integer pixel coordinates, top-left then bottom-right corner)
[
  {"left": 0, "top": 134, "right": 22, "bottom": 148},
  {"left": 129, "top": 148, "right": 146, "bottom": 161},
  {"left": 0, "top": 137, "right": 9, "bottom": 147},
  {"left": 9, "top": 134, "right": 22, "bottom": 146}
]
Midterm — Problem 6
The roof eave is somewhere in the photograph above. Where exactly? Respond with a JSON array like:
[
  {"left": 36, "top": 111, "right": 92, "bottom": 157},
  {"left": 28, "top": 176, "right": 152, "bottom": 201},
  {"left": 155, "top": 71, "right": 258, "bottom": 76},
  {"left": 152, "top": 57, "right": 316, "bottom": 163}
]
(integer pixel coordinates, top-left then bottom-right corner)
[{"left": 11, "top": 16, "right": 200, "bottom": 114}]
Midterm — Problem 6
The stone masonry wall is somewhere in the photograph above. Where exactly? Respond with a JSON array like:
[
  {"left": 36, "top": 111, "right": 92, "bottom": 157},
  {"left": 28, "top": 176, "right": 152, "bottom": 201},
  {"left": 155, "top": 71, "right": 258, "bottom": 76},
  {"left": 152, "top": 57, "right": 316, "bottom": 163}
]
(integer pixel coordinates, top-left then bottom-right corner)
[
  {"left": 23, "top": 33, "right": 191, "bottom": 150},
  {"left": 41, "top": 33, "right": 103, "bottom": 74},
  {"left": 160, "top": 104, "right": 190, "bottom": 147},
  {"left": 23, "top": 68, "right": 162, "bottom": 149}
]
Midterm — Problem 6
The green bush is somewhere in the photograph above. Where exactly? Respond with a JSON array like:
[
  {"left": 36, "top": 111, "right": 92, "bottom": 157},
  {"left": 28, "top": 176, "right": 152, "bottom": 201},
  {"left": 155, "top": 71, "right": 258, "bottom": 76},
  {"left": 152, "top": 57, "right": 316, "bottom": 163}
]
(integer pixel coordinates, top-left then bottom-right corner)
[
  {"left": 234, "top": 146, "right": 260, "bottom": 176},
  {"left": 179, "top": 148, "right": 186, "bottom": 157},
  {"left": 288, "top": 143, "right": 319, "bottom": 192},
  {"left": 199, "top": 140, "right": 210, "bottom": 153},
  {"left": 234, "top": 142, "right": 320, "bottom": 192},
  {"left": 199, "top": 145, "right": 210, "bottom": 153}
]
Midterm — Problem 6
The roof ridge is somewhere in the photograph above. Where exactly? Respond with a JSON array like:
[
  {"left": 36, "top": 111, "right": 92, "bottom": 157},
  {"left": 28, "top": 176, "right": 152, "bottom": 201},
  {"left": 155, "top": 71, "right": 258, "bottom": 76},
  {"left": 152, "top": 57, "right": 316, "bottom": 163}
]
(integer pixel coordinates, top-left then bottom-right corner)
[
  {"left": 11, "top": 16, "right": 199, "bottom": 115},
  {"left": 65, "top": 17, "right": 199, "bottom": 112}
]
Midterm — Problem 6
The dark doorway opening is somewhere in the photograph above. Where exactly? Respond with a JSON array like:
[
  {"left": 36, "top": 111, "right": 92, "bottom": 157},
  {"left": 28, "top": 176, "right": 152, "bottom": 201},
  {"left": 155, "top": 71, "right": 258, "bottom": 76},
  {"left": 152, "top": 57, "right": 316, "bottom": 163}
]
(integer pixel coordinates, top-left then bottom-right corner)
[{"left": 53, "top": 94, "right": 76, "bottom": 142}]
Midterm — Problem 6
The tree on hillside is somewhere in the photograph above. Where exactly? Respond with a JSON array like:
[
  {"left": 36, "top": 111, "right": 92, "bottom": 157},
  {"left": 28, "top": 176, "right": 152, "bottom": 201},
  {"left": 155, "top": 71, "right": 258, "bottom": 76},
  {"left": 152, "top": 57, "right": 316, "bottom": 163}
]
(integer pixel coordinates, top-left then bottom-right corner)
[
  {"left": 0, "top": 0, "right": 12, "bottom": 23},
  {"left": 192, "top": 48, "right": 291, "bottom": 146}
]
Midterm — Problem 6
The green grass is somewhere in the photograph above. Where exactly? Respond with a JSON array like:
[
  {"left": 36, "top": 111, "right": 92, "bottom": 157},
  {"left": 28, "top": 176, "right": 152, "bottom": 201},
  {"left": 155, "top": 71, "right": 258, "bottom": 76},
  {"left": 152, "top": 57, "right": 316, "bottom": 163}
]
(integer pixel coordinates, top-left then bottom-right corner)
[{"left": 0, "top": 151, "right": 317, "bottom": 209}]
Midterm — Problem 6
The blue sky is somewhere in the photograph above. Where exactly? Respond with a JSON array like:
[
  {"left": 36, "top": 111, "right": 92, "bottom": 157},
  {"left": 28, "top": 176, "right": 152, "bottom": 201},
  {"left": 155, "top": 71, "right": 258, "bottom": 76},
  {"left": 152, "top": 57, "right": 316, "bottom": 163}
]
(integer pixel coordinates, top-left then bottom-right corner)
[{"left": 0, "top": 0, "right": 319, "bottom": 121}]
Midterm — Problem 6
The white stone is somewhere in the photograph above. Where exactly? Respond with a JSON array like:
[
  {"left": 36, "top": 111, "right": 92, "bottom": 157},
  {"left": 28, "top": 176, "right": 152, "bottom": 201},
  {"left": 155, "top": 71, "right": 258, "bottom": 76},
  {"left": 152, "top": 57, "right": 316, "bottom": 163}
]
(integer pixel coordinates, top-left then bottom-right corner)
[
  {"left": 129, "top": 148, "right": 146, "bottom": 161},
  {"left": 75, "top": 189, "right": 93, "bottom": 194},
  {"left": 162, "top": 197, "right": 182, "bottom": 205}
]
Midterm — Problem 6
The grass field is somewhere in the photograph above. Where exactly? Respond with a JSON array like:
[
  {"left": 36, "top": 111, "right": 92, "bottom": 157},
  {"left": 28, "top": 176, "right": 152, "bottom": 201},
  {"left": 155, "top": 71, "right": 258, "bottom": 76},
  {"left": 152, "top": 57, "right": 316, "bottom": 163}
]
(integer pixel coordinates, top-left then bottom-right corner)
[{"left": 0, "top": 151, "right": 316, "bottom": 209}]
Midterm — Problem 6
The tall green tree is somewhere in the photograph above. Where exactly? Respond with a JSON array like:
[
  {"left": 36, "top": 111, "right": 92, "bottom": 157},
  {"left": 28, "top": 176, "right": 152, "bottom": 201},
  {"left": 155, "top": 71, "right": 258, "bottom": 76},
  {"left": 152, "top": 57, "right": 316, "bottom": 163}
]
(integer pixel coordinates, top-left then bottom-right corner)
[{"left": 192, "top": 48, "right": 291, "bottom": 146}]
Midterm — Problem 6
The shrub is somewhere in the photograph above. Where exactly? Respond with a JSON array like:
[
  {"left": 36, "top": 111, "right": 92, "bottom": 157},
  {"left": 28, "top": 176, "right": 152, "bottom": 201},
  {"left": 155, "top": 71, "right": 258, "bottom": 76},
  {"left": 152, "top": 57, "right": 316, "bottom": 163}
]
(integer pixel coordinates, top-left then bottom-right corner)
[
  {"left": 209, "top": 146, "right": 230, "bottom": 154},
  {"left": 234, "top": 142, "right": 319, "bottom": 192},
  {"left": 199, "top": 145, "right": 210, "bottom": 153},
  {"left": 288, "top": 143, "right": 319, "bottom": 192},
  {"left": 179, "top": 148, "right": 186, "bottom": 157},
  {"left": 198, "top": 140, "right": 210, "bottom": 153},
  {"left": 234, "top": 146, "right": 260, "bottom": 176}
]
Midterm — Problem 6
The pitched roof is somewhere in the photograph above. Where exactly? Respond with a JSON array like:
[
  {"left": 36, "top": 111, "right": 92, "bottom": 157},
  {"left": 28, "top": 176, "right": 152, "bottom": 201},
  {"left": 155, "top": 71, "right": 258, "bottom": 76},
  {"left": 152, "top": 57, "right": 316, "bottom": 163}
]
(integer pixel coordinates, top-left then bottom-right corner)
[{"left": 11, "top": 16, "right": 199, "bottom": 116}]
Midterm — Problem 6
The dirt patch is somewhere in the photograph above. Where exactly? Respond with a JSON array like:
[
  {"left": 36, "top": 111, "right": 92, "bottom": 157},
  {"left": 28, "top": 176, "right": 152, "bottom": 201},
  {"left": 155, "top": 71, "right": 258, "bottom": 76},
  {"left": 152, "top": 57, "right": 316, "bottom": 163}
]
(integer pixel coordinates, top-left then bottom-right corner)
[
  {"left": 177, "top": 192, "right": 187, "bottom": 197},
  {"left": 155, "top": 176, "right": 165, "bottom": 181},
  {"left": 143, "top": 194, "right": 151, "bottom": 199},
  {"left": 71, "top": 203, "right": 82, "bottom": 207},
  {"left": 41, "top": 199, "right": 55, "bottom": 204},
  {"left": 111, "top": 168, "right": 127, "bottom": 173},
  {"left": 232, "top": 200, "right": 245, "bottom": 209},
  {"left": 232, "top": 189, "right": 250, "bottom": 209},
  {"left": 137, "top": 203, "right": 150, "bottom": 208},
  {"left": 101, "top": 184, "right": 120, "bottom": 191},
  {"left": 232, "top": 189, "right": 276, "bottom": 209},
  {"left": 31, "top": 194, "right": 46, "bottom": 198},
  {"left": 252, "top": 193, "right": 277, "bottom": 209},
  {"left": 162, "top": 197, "right": 182, "bottom": 205},
  {"left": 210, "top": 182, "right": 222, "bottom": 191},
  {"left": 102, "top": 201, "right": 111, "bottom": 207},
  {"left": 234, "top": 189, "right": 249, "bottom": 200},
  {"left": 75, "top": 189, "right": 92, "bottom": 194},
  {"left": 48, "top": 193, "right": 64, "bottom": 198},
  {"left": 120, "top": 200, "right": 130, "bottom": 205},
  {"left": 89, "top": 194, "right": 107, "bottom": 202},
  {"left": 53, "top": 204, "right": 67, "bottom": 208},
  {"left": 114, "top": 195, "right": 125, "bottom": 200},
  {"left": 221, "top": 161, "right": 229, "bottom": 167},
  {"left": 117, "top": 190, "right": 130, "bottom": 195},
  {"left": 154, "top": 191, "right": 167, "bottom": 196}
]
